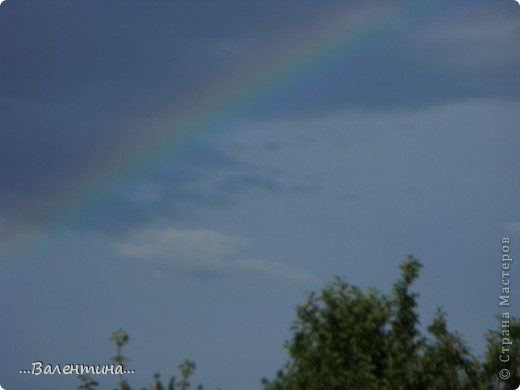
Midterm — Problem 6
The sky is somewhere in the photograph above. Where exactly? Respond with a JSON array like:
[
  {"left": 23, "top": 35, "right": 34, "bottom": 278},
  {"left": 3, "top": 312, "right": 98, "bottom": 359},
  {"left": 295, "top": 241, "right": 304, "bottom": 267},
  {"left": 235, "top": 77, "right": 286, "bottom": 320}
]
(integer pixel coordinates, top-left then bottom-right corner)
[{"left": 1, "top": 0, "right": 519, "bottom": 389}]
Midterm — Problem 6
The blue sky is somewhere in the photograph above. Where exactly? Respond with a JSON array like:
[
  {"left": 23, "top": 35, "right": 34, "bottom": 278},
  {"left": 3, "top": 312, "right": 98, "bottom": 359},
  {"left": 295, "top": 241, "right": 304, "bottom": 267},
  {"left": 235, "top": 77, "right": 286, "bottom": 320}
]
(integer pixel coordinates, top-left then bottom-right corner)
[{"left": 1, "top": 1, "right": 520, "bottom": 389}]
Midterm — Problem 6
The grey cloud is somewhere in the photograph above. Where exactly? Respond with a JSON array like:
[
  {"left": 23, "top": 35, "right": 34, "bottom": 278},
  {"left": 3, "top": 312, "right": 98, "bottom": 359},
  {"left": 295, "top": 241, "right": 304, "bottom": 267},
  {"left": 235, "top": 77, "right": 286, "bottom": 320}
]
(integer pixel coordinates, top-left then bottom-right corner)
[
  {"left": 1, "top": 0, "right": 518, "bottom": 235},
  {"left": 3, "top": 1, "right": 516, "bottom": 118},
  {"left": 115, "top": 226, "right": 313, "bottom": 281},
  {"left": 216, "top": 173, "right": 283, "bottom": 194}
]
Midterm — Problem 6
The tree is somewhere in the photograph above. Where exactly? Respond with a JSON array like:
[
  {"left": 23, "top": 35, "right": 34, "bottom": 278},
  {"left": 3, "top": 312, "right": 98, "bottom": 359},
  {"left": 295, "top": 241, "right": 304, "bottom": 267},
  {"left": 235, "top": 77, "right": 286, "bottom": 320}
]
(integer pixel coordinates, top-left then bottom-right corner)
[
  {"left": 262, "top": 255, "right": 516, "bottom": 389},
  {"left": 76, "top": 329, "right": 206, "bottom": 390},
  {"left": 419, "top": 308, "right": 484, "bottom": 389},
  {"left": 484, "top": 316, "right": 520, "bottom": 389},
  {"left": 109, "top": 328, "right": 132, "bottom": 390},
  {"left": 76, "top": 255, "right": 519, "bottom": 389}
]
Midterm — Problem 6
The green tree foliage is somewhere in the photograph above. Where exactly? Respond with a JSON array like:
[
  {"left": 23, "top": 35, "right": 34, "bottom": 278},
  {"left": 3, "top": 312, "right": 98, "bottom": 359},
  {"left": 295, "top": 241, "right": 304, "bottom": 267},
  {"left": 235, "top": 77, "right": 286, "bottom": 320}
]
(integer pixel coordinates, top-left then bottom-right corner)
[
  {"left": 148, "top": 361, "right": 204, "bottom": 390},
  {"left": 484, "top": 316, "right": 520, "bottom": 389},
  {"left": 262, "top": 255, "right": 519, "bottom": 389},
  {"left": 76, "top": 329, "right": 205, "bottom": 390},
  {"left": 77, "top": 374, "right": 99, "bottom": 390},
  {"left": 110, "top": 329, "right": 132, "bottom": 390},
  {"left": 419, "top": 308, "right": 484, "bottom": 389},
  {"left": 76, "top": 255, "right": 519, "bottom": 390}
]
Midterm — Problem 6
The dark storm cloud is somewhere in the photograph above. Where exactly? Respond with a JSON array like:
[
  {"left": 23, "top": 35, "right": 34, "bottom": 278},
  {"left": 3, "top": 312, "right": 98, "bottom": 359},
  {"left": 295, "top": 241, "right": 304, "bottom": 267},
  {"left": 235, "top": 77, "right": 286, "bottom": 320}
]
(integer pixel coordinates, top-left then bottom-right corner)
[
  {"left": 0, "top": 0, "right": 318, "bottom": 228},
  {"left": 259, "top": 2, "right": 520, "bottom": 116},
  {"left": 0, "top": 0, "right": 322, "bottom": 105},
  {"left": 2, "top": 1, "right": 517, "bottom": 115},
  {"left": 1, "top": 0, "right": 518, "bottom": 233}
]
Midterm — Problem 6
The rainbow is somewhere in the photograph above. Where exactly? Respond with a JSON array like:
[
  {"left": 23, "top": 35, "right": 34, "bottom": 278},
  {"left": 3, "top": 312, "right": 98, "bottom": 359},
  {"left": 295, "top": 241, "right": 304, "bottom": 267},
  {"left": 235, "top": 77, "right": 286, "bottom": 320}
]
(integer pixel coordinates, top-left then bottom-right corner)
[{"left": 3, "top": 1, "right": 444, "bottom": 262}]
